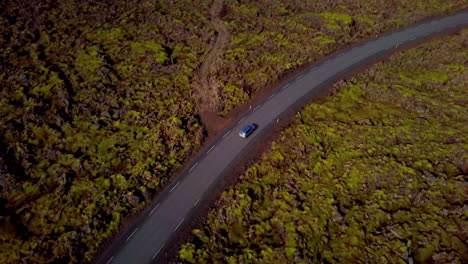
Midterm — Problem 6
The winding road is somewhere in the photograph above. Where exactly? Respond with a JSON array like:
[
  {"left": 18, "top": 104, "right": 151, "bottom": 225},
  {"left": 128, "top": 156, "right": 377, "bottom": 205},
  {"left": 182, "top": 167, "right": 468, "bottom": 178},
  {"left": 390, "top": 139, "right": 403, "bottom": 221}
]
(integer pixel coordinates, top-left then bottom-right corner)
[{"left": 98, "top": 10, "right": 468, "bottom": 264}]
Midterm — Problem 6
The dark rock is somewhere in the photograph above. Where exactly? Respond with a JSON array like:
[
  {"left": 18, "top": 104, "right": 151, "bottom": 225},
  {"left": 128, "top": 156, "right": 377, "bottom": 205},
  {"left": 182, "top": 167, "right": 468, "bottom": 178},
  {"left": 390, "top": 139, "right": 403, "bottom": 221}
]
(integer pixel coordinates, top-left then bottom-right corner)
[
  {"left": 46, "top": 150, "right": 57, "bottom": 161},
  {"left": 100, "top": 111, "right": 111, "bottom": 118},
  {"left": 357, "top": 118, "right": 372, "bottom": 125},
  {"left": 126, "top": 195, "right": 140, "bottom": 207},
  {"left": 460, "top": 159, "right": 468, "bottom": 174}
]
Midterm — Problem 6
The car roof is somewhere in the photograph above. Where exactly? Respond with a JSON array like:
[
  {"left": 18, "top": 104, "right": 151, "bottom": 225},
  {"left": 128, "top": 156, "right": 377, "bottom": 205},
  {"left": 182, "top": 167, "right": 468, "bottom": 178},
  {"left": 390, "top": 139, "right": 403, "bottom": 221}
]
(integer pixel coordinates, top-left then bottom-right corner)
[{"left": 241, "top": 124, "right": 254, "bottom": 132}]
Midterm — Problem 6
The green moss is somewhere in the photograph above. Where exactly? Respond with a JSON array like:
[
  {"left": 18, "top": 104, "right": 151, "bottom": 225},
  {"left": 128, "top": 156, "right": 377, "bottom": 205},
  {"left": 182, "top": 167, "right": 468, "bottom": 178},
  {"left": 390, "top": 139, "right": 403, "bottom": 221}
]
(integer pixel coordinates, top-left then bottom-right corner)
[
  {"left": 316, "top": 12, "right": 353, "bottom": 25},
  {"left": 0, "top": 0, "right": 209, "bottom": 262},
  {"left": 312, "top": 35, "right": 336, "bottom": 45},
  {"left": 178, "top": 29, "right": 468, "bottom": 264},
  {"left": 179, "top": 244, "right": 196, "bottom": 263},
  {"left": 415, "top": 244, "right": 435, "bottom": 263},
  {"left": 75, "top": 46, "right": 103, "bottom": 81},
  {"left": 130, "top": 40, "right": 167, "bottom": 64},
  {"left": 215, "top": 0, "right": 466, "bottom": 114}
]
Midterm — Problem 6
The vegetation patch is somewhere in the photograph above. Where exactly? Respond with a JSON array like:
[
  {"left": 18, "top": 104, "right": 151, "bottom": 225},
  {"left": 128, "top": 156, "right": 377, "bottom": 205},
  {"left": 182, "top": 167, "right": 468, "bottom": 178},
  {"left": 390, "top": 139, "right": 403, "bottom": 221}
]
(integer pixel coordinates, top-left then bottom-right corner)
[
  {"left": 214, "top": 0, "right": 467, "bottom": 114},
  {"left": 178, "top": 30, "right": 468, "bottom": 264},
  {"left": 0, "top": 0, "right": 466, "bottom": 263},
  {"left": 0, "top": 0, "right": 212, "bottom": 262}
]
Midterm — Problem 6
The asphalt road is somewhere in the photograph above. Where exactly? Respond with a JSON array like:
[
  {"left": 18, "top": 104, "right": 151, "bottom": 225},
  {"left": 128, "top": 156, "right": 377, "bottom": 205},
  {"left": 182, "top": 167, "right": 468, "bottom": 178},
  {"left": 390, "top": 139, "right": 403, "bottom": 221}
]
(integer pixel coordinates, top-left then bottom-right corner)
[{"left": 100, "top": 10, "right": 468, "bottom": 264}]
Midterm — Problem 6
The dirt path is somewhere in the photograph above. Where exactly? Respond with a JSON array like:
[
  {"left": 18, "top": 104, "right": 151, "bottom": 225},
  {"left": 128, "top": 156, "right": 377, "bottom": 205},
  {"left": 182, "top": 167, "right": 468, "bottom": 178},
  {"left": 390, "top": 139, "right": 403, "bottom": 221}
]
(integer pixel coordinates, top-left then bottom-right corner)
[{"left": 195, "top": 0, "right": 230, "bottom": 136}]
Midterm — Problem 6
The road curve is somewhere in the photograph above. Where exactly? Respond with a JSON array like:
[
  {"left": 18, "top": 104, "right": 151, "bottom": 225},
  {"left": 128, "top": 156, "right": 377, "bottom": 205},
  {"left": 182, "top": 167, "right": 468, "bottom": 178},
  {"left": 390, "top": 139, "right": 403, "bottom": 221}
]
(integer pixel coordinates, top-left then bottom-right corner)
[{"left": 99, "top": 10, "right": 468, "bottom": 264}]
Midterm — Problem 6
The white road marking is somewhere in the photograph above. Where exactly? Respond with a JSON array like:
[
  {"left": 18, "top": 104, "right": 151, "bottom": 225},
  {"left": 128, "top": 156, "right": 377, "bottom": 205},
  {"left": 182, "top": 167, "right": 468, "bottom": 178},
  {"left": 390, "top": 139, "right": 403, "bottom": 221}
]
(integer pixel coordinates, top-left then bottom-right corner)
[
  {"left": 149, "top": 203, "right": 160, "bottom": 215},
  {"left": 169, "top": 181, "right": 180, "bottom": 192},
  {"left": 223, "top": 130, "right": 231, "bottom": 138},
  {"left": 152, "top": 243, "right": 166, "bottom": 260},
  {"left": 253, "top": 105, "right": 261, "bottom": 111},
  {"left": 297, "top": 73, "right": 304, "bottom": 79},
  {"left": 174, "top": 218, "right": 185, "bottom": 231},
  {"left": 237, "top": 117, "right": 246, "bottom": 124},
  {"left": 105, "top": 256, "right": 114, "bottom": 264},
  {"left": 194, "top": 199, "right": 200, "bottom": 207},
  {"left": 189, "top": 162, "right": 198, "bottom": 172},
  {"left": 283, "top": 84, "right": 290, "bottom": 89},
  {"left": 267, "top": 93, "right": 275, "bottom": 100},
  {"left": 337, "top": 53, "right": 343, "bottom": 57},
  {"left": 126, "top": 228, "right": 139, "bottom": 242},
  {"left": 207, "top": 145, "right": 215, "bottom": 154}
]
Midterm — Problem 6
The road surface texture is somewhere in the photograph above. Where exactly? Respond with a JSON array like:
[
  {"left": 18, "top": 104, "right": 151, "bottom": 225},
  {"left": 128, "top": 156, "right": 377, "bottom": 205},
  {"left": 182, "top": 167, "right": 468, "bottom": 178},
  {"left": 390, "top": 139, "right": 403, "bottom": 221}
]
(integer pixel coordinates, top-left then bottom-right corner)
[{"left": 99, "top": 10, "right": 468, "bottom": 264}]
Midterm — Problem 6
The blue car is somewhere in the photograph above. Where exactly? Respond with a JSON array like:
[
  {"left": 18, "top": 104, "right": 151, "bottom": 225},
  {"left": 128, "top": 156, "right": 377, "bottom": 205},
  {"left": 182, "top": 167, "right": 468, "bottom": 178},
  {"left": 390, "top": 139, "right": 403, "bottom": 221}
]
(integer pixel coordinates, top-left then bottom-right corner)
[{"left": 239, "top": 124, "right": 257, "bottom": 138}]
